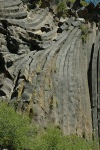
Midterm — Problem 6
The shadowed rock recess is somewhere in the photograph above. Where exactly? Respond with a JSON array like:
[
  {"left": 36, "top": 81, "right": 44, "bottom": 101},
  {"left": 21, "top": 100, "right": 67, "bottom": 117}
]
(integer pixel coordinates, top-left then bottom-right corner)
[{"left": 0, "top": 0, "right": 100, "bottom": 139}]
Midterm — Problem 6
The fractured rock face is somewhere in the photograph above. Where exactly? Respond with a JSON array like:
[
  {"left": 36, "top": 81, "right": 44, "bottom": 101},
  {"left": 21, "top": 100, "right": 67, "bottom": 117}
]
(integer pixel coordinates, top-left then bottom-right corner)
[{"left": 0, "top": 0, "right": 100, "bottom": 139}]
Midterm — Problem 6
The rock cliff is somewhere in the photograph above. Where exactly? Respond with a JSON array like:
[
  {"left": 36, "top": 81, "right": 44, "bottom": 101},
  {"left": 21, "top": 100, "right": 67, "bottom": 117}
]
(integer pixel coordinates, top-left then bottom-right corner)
[{"left": 0, "top": 0, "right": 100, "bottom": 139}]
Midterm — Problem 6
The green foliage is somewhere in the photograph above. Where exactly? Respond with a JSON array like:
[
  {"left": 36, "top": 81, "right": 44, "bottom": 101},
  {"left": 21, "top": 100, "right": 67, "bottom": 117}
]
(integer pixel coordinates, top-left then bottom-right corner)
[
  {"left": 36, "top": 0, "right": 42, "bottom": 7},
  {"left": 81, "top": 0, "right": 89, "bottom": 6},
  {"left": 0, "top": 102, "right": 35, "bottom": 150},
  {"left": 33, "top": 126, "right": 97, "bottom": 150},
  {"left": 80, "top": 25, "right": 89, "bottom": 43},
  {"left": 67, "top": 0, "right": 76, "bottom": 3},
  {"left": 0, "top": 102, "right": 98, "bottom": 150},
  {"left": 57, "top": 1, "right": 66, "bottom": 12},
  {"left": 57, "top": 1, "right": 68, "bottom": 18},
  {"left": 33, "top": 127, "right": 63, "bottom": 150}
]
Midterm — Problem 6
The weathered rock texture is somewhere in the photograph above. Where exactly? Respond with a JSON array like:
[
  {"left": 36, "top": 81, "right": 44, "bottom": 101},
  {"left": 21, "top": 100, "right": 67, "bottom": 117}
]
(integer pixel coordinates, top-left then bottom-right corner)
[{"left": 0, "top": 0, "right": 100, "bottom": 139}]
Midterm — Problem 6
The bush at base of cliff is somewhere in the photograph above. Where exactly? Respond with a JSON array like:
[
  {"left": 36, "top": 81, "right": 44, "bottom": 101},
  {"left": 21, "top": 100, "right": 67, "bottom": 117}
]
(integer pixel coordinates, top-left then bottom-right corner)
[
  {"left": 33, "top": 126, "right": 98, "bottom": 150},
  {"left": 0, "top": 101, "right": 98, "bottom": 150},
  {"left": 0, "top": 102, "right": 35, "bottom": 150}
]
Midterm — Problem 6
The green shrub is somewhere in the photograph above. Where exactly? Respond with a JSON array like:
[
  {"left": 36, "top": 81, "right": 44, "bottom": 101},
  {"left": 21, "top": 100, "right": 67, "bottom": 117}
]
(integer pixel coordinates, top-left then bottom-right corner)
[
  {"left": 80, "top": 0, "right": 89, "bottom": 6},
  {"left": 0, "top": 102, "right": 35, "bottom": 150},
  {"left": 0, "top": 102, "right": 98, "bottom": 150},
  {"left": 33, "top": 127, "right": 63, "bottom": 150},
  {"left": 57, "top": 1, "right": 68, "bottom": 18},
  {"left": 57, "top": 1, "right": 66, "bottom": 12},
  {"left": 33, "top": 126, "right": 97, "bottom": 150},
  {"left": 80, "top": 25, "right": 89, "bottom": 43},
  {"left": 34, "top": 0, "right": 42, "bottom": 7},
  {"left": 67, "top": 0, "right": 75, "bottom": 3}
]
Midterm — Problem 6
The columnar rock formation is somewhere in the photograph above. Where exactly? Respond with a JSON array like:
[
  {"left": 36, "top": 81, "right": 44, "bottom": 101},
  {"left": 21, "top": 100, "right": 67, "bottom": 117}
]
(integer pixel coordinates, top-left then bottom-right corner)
[{"left": 0, "top": 0, "right": 100, "bottom": 139}]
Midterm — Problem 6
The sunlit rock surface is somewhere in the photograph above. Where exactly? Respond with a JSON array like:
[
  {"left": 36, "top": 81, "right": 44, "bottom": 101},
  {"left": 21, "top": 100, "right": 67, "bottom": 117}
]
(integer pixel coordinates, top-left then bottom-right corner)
[{"left": 0, "top": 0, "right": 100, "bottom": 139}]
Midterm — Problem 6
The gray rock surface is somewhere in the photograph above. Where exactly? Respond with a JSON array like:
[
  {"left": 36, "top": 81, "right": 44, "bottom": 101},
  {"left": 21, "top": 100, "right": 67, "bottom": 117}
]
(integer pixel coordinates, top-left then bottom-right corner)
[{"left": 0, "top": 0, "right": 100, "bottom": 139}]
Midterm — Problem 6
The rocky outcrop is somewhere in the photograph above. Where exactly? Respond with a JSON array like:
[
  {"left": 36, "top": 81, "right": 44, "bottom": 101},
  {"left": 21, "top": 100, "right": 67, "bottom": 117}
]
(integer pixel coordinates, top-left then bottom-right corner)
[{"left": 0, "top": 0, "right": 100, "bottom": 139}]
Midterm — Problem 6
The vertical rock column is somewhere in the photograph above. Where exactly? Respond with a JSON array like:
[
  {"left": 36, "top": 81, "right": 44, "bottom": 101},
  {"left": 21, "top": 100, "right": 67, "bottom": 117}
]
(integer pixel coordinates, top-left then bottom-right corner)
[
  {"left": 92, "top": 34, "right": 100, "bottom": 138},
  {"left": 98, "top": 46, "right": 100, "bottom": 137}
]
